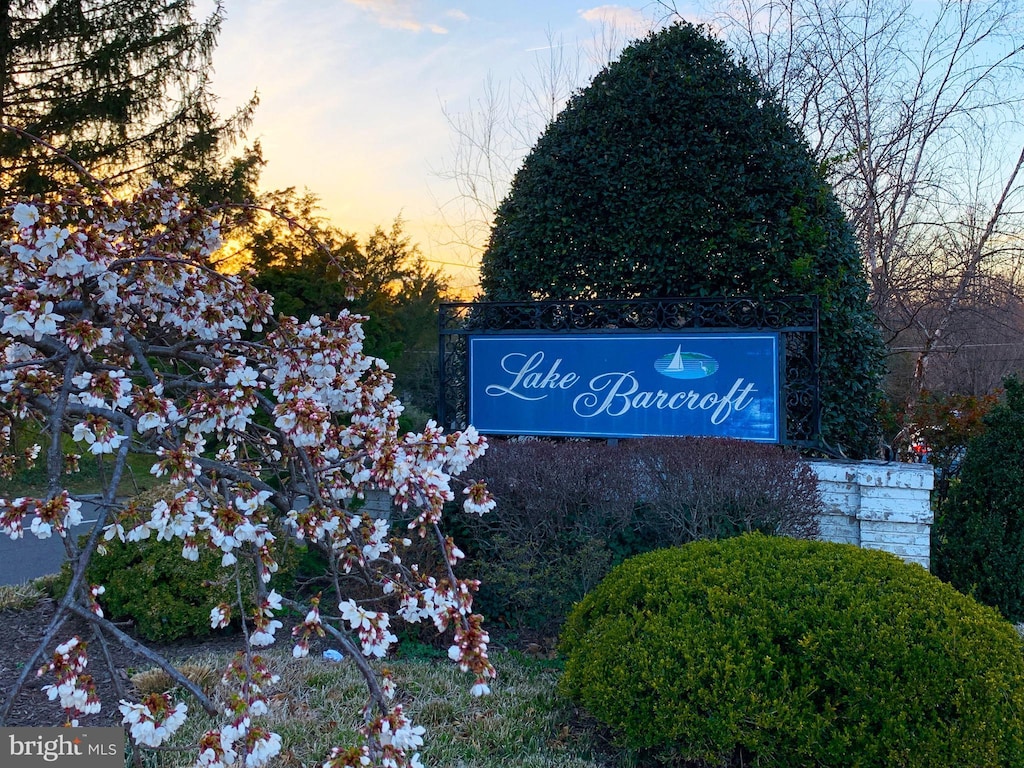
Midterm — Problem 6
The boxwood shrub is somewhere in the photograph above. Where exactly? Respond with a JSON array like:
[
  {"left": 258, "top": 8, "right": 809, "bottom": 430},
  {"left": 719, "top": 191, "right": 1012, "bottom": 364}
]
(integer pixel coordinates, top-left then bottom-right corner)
[
  {"left": 56, "top": 490, "right": 300, "bottom": 642},
  {"left": 69, "top": 532, "right": 258, "bottom": 642},
  {"left": 559, "top": 534, "right": 1024, "bottom": 767}
]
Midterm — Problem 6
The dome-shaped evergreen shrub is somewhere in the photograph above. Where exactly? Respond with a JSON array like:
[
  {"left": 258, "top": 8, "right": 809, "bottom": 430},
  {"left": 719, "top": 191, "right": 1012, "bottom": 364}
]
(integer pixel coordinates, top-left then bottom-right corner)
[
  {"left": 481, "top": 23, "right": 884, "bottom": 457},
  {"left": 559, "top": 534, "right": 1024, "bottom": 767}
]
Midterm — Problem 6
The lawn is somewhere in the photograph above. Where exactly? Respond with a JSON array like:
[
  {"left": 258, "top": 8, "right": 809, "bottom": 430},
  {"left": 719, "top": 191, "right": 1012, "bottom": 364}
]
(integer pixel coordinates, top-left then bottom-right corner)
[
  {"left": 4, "top": 431, "right": 165, "bottom": 499},
  {"left": 0, "top": 582, "right": 626, "bottom": 768},
  {"left": 133, "top": 647, "right": 620, "bottom": 768}
]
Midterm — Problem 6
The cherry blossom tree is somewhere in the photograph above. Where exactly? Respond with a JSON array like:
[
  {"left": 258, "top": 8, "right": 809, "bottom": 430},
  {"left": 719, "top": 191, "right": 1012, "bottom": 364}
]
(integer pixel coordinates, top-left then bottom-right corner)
[{"left": 0, "top": 175, "right": 495, "bottom": 768}]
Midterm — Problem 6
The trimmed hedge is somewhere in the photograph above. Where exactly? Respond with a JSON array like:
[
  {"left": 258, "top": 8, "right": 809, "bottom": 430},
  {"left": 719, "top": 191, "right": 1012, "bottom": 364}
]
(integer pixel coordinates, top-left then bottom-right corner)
[{"left": 559, "top": 534, "right": 1024, "bottom": 767}]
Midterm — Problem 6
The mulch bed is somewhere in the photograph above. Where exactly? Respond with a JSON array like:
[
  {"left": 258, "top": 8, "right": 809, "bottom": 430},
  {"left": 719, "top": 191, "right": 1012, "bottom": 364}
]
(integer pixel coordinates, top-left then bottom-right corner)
[{"left": 0, "top": 599, "right": 247, "bottom": 727}]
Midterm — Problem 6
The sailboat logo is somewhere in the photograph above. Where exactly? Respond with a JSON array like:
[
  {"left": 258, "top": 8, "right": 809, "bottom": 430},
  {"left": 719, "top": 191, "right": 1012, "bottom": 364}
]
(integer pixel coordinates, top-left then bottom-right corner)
[{"left": 654, "top": 345, "right": 719, "bottom": 380}]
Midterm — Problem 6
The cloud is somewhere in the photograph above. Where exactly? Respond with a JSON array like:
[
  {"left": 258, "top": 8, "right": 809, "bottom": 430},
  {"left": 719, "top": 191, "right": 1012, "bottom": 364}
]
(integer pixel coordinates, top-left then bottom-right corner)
[
  {"left": 344, "top": 0, "right": 449, "bottom": 34},
  {"left": 445, "top": 9, "right": 470, "bottom": 22},
  {"left": 579, "top": 4, "right": 649, "bottom": 28}
]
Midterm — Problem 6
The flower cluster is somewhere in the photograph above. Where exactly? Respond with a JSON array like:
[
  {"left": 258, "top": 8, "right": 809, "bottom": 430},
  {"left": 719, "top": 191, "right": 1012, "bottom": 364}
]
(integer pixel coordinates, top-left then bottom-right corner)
[
  {"left": 119, "top": 693, "right": 188, "bottom": 748},
  {"left": 339, "top": 599, "right": 399, "bottom": 659},
  {"left": 0, "top": 491, "right": 82, "bottom": 540},
  {"left": 323, "top": 704, "right": 426, "bottom": 768},
  {"left": 448, "top": 614, "right": 495, "bottom": 697},
  {"left": 208, "top": 653, "right": 283, "bottom": 768},
  {"left": 88, "top": 584, "right": 105, "bottom": 618},
  {"left": 2, "top": 184, "right": 495, "bottom": 767},
  {"left": 37, "top": 637, "right": 101, "bottom": 724},
  {"left": 370, "top": 705, "right": 426, "bottom": 768},
  {"left": 248, "top": 590, "right": 284, "bottom": 647},
  {"left": 291, "top": 594, "right": 326, "bottom": 658}
]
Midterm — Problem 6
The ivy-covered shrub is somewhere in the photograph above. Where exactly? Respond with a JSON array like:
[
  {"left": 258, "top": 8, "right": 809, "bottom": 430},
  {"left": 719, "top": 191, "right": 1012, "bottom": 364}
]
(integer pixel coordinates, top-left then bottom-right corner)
[
  {"left": 559, "top": 535, "right": 1024, "bottom": 767},
  {"left": 480, "top": 22, "right": 885, "bottom": 457},
  {"left": 455, "top": 437, "right": 820, "bottom": 635},
  {"left": 934, "top": 376, "right": 1024, "bottom": 621}
]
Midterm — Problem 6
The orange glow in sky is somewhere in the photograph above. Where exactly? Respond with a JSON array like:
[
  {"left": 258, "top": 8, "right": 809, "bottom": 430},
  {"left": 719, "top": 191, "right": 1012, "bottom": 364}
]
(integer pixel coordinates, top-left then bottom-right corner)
[{"left": 203, "top": 1, "right": 664, "bottom": 295}]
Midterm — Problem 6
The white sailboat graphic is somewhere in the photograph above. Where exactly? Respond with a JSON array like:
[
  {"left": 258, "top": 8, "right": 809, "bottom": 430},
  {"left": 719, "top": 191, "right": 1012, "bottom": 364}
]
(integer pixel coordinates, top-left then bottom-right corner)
[
  {"left": 654, "top": 344, "right": 719, "bottom": 379},
  {"left": 667, "top": 345, "right": 685, "bottom": 371}
]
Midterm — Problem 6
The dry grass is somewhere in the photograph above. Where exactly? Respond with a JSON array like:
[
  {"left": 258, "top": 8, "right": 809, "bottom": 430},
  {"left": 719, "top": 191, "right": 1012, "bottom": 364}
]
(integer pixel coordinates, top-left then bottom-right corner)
[
  {"left": 130, "top": 662, "right": 221, "bottom": 697},
  {"left": 0, "top": 579, "right": 48, "bottom": 611},
  {"left": 129, "top": 647, "right": 622, "bottom": 768}
]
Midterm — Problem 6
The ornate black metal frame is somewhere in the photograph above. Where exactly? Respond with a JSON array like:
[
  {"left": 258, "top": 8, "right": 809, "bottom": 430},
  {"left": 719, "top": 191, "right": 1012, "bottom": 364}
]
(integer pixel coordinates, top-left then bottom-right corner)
[{"left": 438, "top": 296, "right": 821, "bottom": 448}]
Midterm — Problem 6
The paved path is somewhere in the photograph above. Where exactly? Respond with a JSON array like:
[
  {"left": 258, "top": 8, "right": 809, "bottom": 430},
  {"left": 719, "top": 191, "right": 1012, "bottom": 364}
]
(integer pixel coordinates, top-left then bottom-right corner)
[{"left": 0, "top": 500, "right": 104, "bottom": 586}]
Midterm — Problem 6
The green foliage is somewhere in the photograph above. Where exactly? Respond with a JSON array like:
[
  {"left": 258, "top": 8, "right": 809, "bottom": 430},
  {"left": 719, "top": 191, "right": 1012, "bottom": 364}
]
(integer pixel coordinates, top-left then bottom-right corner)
[
  {"left": 559, "top": 535, "right": 1024, "bottom": 767},
  {"left": 99, "top": 539, "right": 268, "bottom": 641},
  {"left": 56, "top": 534, "right": 243, "bottom": 642},
  {"left": 0, "top": 1, "right": 258, "bottom": 203},
  {"left": 55, "top": 511, "right": 299, "bottom": 643},
  {"left": 455, "top": 438, "right": 820, "bottom": 636},
  {"left": 480, "top": 23, "right": 884, "bottom": 457},
  {"left": 934, "top": 376, "right": 1024, "bottom": 621},
  {"left": 247, "top": 197, "right": 447, "bottom": 427}
]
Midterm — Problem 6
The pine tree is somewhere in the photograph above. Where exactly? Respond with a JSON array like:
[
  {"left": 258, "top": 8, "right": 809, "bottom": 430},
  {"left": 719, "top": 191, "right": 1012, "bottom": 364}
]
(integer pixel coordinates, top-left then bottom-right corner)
[{"left": 0, "top": 0, "right": 258, "bottom": 201}]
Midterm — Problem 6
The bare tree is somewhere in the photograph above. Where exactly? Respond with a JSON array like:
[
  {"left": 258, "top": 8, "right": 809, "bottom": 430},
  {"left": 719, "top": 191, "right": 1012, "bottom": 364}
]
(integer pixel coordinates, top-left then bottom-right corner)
[
  {"left": 890, "top": 258, "right": 1024, "bottom": 399},
  {"left": 432, "top": 21, "right": 653, "bottom": 288},
  {"left": 655, "top": 0, "right": 1024, "bottom": 414}
]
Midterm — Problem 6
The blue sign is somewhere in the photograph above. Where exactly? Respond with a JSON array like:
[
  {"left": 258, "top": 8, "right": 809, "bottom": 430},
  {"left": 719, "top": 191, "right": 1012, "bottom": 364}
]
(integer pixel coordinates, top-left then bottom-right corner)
[{"left": 468, "top": 333, "right": 780, "bottom": 441}]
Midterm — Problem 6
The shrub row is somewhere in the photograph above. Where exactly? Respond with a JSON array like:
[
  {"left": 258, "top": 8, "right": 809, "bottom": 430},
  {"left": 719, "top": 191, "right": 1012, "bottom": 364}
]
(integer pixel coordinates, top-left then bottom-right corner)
[
  {"left": 70, "top": 437, "right": 822, "bottom": 643},
  {"left": 453, "top": 437, "right": 821, "bottom": 635}
]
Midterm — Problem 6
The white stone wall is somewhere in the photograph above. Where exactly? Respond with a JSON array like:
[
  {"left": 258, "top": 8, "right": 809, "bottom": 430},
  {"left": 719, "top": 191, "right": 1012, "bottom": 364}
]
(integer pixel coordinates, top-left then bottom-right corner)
[{"left": 808, "top": 460, "right": 935, "bottom": 569}]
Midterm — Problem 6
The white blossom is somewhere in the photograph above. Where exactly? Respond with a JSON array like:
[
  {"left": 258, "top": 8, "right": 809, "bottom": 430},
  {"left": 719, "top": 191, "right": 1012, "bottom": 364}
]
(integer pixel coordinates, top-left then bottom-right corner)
[{"left": 12, "top": 202, "right": 39, "bottom": 229}]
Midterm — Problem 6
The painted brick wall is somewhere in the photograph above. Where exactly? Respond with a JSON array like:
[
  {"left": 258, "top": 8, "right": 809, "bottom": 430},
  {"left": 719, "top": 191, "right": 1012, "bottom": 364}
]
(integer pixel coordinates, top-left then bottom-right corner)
[{"left": 808, "top": 460, "right": 934, "bottom": 569}]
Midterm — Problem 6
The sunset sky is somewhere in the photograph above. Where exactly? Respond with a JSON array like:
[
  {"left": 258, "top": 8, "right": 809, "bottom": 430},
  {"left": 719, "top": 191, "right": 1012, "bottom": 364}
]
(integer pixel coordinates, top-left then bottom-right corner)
[{"left": 203, "top": 1, "right": 690, "bottom": 294}]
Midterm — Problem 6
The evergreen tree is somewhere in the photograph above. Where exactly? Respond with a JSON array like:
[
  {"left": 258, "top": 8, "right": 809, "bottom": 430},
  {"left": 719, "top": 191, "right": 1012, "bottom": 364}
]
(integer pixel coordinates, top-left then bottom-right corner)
[
  {"left": 0, "top": 0, "right": 258, "bottom": 201},
  {"left": 247, "top": 198, "right": 450, "bottom": 426},
  {"left": 934, "top": 376, "right": 1024, "bottom": 621},
  {"left": 480, "top": 23, "right": 884, "bottom": 457},
  {"left": 246, "top": 190, "right": 365, "bottom": 328}
]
